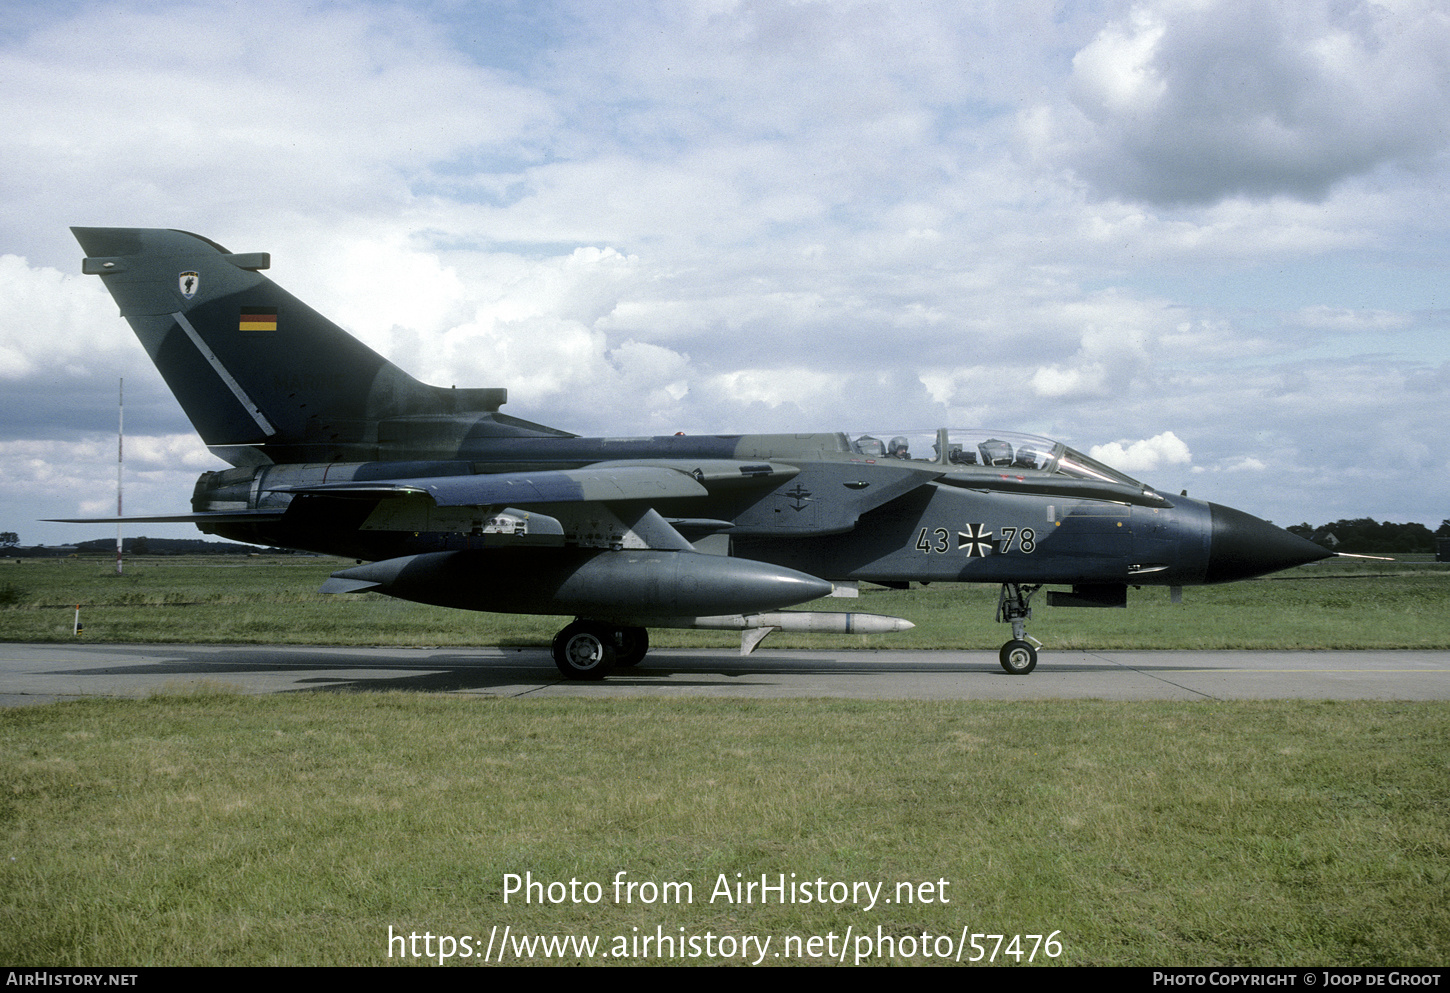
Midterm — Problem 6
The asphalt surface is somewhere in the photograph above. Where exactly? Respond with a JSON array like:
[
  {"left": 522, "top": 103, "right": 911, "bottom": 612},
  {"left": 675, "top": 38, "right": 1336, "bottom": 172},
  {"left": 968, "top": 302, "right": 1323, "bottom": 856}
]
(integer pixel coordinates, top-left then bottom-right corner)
[{"left": 1, "top": 643, "right": 1447, "bottom": 705}]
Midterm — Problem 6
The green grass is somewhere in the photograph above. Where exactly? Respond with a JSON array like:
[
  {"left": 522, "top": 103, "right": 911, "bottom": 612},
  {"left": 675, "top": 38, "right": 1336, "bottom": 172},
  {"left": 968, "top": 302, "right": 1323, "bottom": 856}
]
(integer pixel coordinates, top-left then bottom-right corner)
[
  {"left": 2, "top": 694, "right": 1446, "bottom": 966},
  {"left": 3, "top": 557, "right": 1446, "bottom": 966},
  {"left": 1, "top": 554, "right": 1448, "bottom": 650}
]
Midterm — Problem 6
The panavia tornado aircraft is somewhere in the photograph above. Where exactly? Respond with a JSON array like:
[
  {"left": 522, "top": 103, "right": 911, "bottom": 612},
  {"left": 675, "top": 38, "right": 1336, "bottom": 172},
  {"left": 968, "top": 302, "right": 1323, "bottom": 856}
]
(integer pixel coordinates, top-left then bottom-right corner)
[{"left": 64, "top": 227, "right": 1333, "bottom": 678}]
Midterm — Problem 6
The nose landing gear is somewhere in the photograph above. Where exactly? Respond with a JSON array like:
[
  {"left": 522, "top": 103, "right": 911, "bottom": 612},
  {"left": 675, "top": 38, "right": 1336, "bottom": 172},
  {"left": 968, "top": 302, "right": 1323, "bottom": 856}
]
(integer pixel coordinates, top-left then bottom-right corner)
[{"left": 996, "top": 583, "right": 1043, "bottom": 674}]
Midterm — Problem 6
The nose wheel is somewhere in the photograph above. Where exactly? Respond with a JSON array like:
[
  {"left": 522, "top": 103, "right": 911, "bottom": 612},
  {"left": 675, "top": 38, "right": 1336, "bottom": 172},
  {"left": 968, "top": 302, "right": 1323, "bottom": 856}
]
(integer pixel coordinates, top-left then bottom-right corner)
[
  {"left": 999, "top": 639, "right": 1038, "bottom": 674},
  {"left": 995, "top": 583, "right": 1042, "bottom": 675}
]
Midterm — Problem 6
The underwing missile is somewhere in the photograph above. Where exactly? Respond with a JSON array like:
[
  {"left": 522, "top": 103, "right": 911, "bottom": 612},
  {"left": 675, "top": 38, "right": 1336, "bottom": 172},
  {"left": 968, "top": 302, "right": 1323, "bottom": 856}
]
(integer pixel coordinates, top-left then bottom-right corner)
[{"left": 631, "top": 610, "right": 916, "bottom": 654}]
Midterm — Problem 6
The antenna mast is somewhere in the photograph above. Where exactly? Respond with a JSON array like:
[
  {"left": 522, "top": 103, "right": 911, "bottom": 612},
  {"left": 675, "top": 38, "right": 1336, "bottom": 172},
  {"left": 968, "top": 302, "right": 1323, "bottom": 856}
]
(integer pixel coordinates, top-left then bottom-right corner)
[{"left": 116, "top": 377, "right": 123, "bottom": 576}]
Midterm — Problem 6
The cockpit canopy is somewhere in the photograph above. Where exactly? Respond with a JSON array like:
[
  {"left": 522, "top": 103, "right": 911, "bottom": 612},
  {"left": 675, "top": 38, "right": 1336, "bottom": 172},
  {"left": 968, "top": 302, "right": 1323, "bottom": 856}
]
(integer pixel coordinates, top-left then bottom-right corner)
[{"left": 849, "top": 429, "right": 1143, "bottom": 487}]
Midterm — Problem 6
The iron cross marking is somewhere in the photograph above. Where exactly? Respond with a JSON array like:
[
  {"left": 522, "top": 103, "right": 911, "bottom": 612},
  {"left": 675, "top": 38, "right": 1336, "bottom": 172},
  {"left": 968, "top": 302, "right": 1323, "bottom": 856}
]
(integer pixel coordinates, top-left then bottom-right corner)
[{"left": 958, "top": 523, "right": 994, "bottom": 557}]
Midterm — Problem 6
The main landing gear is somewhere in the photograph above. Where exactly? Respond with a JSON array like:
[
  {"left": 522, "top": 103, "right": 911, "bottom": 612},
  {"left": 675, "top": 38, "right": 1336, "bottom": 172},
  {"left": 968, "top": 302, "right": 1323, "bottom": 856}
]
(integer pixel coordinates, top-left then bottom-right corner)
[
  {"left": 995, "top": 583, "right": 1043, "bottom": 675},
  {"left": 551, "top": 620, "right": 650, "bottom": 680}
]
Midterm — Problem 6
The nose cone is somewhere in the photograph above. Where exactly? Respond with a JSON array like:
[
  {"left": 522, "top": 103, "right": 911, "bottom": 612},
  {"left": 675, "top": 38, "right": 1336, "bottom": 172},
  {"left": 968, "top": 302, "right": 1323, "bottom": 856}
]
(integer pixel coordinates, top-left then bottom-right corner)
[{"left": 1205, "top": 503, "right": 1332, "bottom": 583}]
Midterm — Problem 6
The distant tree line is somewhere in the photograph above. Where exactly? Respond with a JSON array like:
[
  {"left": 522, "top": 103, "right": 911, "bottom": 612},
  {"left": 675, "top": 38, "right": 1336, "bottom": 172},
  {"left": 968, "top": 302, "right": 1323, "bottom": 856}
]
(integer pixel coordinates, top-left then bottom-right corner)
[
  {"left": 1286, "top": 519, "right": 1450, "bottom": 554},
  {"left": 3, "top": 532, "right": 286, "bottom": 556},
  {"left": 3, "top": 537, "right": 279, "bottom": 557},
  {"left": 70, "top": 537, "right": 283, "bottom": 555}
]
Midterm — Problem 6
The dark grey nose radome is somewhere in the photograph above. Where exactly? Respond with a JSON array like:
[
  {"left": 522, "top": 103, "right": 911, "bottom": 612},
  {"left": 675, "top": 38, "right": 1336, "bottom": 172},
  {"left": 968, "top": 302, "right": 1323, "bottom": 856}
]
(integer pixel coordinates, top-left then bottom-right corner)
[{"left": 1204, "top": 502, "right": 1332, "bottom": 584}]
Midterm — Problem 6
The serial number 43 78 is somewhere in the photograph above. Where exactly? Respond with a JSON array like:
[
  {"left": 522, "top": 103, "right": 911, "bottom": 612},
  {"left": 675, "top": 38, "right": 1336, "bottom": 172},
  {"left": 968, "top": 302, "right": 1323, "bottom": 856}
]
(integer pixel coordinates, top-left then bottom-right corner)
[{"left": 914, "top": 526, "right": 1036, "bottom": 555}]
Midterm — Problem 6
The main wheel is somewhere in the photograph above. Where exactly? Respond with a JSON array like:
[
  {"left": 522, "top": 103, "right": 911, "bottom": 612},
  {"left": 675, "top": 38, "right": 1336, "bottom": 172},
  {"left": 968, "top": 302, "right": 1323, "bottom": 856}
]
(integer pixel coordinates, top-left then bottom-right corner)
[
  {"left": 999, "top": 639, "right": 1038, "bottom": 675},
  {"left": 552, "top": 621, "right": 617, "bottom": 680},
  {"left": 614, "top": 626, "right": 649, "bottom": 667}
]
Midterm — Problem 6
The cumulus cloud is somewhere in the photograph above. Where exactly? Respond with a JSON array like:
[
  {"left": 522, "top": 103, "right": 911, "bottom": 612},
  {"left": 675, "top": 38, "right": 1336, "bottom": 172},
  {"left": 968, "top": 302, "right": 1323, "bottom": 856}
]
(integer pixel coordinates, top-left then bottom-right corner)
[
  {"left": 1032, "top": 364, "right": 1107, "bottom": 399},
  {"left": 1089, "top": 431, "right": 1193, "bottom": 472},
  {"left": 0, "top": 435, "right": 219, "bottom": 522},
  {"left": 122, "top": 433, "right": 218, "bottom": 473},
  {"left": 0, "top": 2, "right": 555, "bottom": 256},
  {"left": 1025, "top": 291, "right": 1166, "bottom": 399},
  {"left": 0, "top": 254, "right": 128, "bottom": 380},
  {"left": 1059, "top": 0, "right": 1450, "bottom": 205}
]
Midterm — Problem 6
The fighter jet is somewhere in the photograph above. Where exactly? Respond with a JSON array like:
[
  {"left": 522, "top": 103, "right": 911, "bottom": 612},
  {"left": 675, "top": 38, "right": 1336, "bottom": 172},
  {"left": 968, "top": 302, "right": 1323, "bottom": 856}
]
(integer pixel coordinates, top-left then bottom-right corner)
[{"left": 63, "top": 227, "right": 1332, "bottom": 678}]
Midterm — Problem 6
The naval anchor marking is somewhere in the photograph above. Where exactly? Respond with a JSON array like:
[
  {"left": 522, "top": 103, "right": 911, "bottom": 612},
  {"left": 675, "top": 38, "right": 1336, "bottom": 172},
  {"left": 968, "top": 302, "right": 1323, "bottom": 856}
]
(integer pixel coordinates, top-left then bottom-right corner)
[{"left": 785, "top": 484, "right": 812, "bottom": 511}]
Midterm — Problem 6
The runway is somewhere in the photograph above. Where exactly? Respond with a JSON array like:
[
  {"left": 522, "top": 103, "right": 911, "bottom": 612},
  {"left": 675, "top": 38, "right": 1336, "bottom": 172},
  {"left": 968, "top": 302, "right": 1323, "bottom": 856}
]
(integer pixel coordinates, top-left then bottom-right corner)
[{"left": 1, "top": 643, "right": 1447, "bottom": 705}]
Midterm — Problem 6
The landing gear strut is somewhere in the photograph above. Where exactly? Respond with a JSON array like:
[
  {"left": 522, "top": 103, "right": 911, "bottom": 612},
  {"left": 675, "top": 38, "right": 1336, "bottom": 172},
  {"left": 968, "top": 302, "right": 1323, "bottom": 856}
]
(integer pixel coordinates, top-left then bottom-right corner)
[
  {"left": 551, "top": 620, "right": 650, "bottom": 680},
  {"left": 995, "top": 583, "right": 1042, "bottom": 675}
]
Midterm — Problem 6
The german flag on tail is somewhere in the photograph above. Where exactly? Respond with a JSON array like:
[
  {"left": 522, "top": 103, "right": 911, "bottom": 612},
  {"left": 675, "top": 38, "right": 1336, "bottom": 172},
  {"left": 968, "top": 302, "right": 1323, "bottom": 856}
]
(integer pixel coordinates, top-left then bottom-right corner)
[{"left": 239, "top": 306, "right": 277, "bottom": 332}]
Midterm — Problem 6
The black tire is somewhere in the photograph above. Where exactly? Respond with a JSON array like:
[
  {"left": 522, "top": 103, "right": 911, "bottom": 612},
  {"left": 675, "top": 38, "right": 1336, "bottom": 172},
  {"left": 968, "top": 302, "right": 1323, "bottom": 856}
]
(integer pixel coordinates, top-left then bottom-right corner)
[
  {"left": 552, "top": 621, "right": 617, "bottom": 680},
  {"left": 614, "top": 626, "right": 649, "bottom": 667},
  {"left": 999, "top": 639, "right": 1037, "bottom": 675}
]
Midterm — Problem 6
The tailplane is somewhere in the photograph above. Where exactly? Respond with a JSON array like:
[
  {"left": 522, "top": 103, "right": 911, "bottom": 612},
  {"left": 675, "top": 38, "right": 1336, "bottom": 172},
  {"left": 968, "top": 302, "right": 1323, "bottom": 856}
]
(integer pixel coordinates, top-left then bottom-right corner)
[{"left": 73, "top": 227, "right": 555, "bottom": 465}]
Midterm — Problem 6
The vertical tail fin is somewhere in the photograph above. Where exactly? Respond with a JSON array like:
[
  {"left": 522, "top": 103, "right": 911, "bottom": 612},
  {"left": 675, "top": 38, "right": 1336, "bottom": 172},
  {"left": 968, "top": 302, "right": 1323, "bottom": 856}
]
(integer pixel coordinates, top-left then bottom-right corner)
[{"left": 73, "top": 227, "right": 510, "bottom": 465}]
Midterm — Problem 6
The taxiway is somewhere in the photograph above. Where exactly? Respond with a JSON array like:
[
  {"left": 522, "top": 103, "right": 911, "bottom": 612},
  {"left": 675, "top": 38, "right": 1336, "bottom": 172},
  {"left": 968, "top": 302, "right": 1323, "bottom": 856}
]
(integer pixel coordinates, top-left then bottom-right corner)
[{"left": 0, "top": 643, "right": 1446, "bottom": 706}]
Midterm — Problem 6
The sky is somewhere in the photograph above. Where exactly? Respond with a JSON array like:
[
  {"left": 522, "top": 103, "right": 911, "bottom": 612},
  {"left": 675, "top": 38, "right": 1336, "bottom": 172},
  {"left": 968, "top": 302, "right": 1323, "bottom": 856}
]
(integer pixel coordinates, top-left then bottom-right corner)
[{"left": 2, "top": 0, "right": 1447, "bottom": 547}]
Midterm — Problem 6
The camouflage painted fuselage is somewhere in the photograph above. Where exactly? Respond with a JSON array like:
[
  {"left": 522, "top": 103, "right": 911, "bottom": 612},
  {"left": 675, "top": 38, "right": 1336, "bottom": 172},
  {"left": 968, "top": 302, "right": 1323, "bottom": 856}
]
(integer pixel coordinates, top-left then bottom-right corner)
[{"left": 70, "top": 227, "right": 1328, "bottom": 635}]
